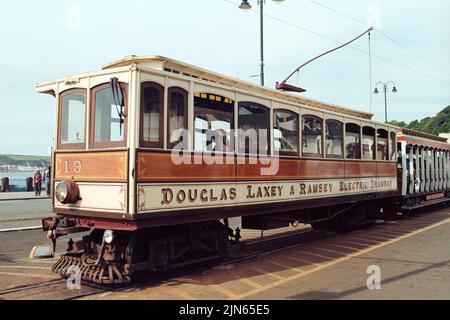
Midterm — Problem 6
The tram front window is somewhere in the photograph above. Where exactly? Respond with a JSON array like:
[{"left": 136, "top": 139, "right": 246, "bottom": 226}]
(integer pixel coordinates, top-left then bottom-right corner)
[
  {"left": 60, "top": 91, "right": 86, "bottom": 147},
  {"left": 93, "top": 84, "right": 127, "bottom": 147}
]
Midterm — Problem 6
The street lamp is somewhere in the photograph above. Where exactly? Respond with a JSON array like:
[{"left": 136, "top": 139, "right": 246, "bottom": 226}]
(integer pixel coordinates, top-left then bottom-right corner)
[
  {"left": 239, "top": 0, "right": 285, "bottom": 86},
  {"left": 374, "top": 81, "right": 398, "bottom": 123}
]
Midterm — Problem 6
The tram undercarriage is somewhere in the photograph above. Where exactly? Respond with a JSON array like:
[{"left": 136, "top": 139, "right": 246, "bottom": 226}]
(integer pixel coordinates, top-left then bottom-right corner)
[
  {"left": 45, "top": 199, "right": 394, "bottom": 285},
  {"left": 48, "top": 220, "right": 233, "bottom": 284}
]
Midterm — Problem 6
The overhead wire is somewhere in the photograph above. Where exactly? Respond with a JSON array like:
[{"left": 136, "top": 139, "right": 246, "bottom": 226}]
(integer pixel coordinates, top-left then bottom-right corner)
[
  {"left": 307, "top": 0, "right": 450, "bottom": 78},
  {"left": 223, "top": 0, "right": 450, "bottom": 86}
]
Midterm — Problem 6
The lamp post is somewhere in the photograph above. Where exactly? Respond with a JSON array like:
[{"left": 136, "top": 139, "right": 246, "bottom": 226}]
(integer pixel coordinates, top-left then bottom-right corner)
[
  {"left": 374, "top": 81, "right": 398, "bottom": 123},
  {"left": 239, "top": 0, "right": 285, "bottom": 87}
]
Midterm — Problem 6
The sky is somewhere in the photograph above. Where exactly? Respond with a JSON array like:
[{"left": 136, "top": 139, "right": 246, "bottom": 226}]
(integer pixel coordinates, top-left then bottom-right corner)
[{"left": 1, "top": 0, "right": 449, "bottom": 155}]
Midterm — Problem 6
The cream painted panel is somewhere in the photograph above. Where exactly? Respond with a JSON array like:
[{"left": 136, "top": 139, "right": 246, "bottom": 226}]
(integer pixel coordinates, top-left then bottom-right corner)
[
  {"left": 237, "top": 93, "right": 271, "bottom": 107},
  {"left": 54, "top": 182, "right": 127, "bottom": 214},
  {"left": 324, "top": 114, "right": 345, "bottom": 123},
  {"left": 89, "top": 72, "right": 129, "bottom": 89},
  {"left": 137, "top": 177, "right": 397, "bottom": 213},
  {"left": 167, "top": 78, "right": 190, "bottom": 91},
  {"left": 300, "top": 108, "right": 323, "bottom": 119},
  {"left": 140, "top": 73, "right": 166, "bottom": 87},
  {"left": 272, "top": 102, "right": 300, "bottom": 114},
  {"left": 58, "top": 78, "right": 90, "bottom": 93}
]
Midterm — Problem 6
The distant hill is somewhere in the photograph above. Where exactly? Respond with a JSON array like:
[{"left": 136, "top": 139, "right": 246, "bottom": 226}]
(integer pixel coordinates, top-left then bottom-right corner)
[
  {"left": 0, "top": 154, "right": 50, "bottom": 169},
  {"left": 389, "top": 105, "right": 450, "bottom": 136}
]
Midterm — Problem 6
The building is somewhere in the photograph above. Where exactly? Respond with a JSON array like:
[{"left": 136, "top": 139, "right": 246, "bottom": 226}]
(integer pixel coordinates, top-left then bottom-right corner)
[{"left": 439, "top": 133, "right": 450, "bottom": 143}]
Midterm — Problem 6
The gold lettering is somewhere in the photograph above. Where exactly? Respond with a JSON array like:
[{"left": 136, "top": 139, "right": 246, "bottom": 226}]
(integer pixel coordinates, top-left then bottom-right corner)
[
  {"left": 161, "top": 188, "right": 173, "bottom": 205},
  {"left": 277, "top": 186, "right": 284, "bottom": 196},
  {"left": 300, "top": 184, "right": 306, "bottom": 195},
  {"left": 188, "top": 189, "right": 197, "bottom": 203},
  {"left": 210, "top": 189, "right": 218, "bottom": 202},
  {"left": 271, "top": 186, "right": 277, "bottom": 197},
  {"left": 264, "top": 186, "right": 270, "bottom": 197},
  {"left": 247, "top": 186, "right": 255, "bottom": 199},
  {"left": 176, "top": 190, "right": 186, "bottom": 204},
  {"left": 220, "top": 189, "right": 228, "bottom": 201},
  {"left": 230, "top": 188, "right": 237, "bottom": 200},
  {"left": 200, "top": 189, "right": 208, "bottom": 202},
  {"left": 257, "top": 187, "right": 263, "bottom": 198}
]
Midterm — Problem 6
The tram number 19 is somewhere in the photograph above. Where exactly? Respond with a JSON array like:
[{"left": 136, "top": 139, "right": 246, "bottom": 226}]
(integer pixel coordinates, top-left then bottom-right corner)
[{"left": 64, "top": 160, "right": 83, "bottom": 174}]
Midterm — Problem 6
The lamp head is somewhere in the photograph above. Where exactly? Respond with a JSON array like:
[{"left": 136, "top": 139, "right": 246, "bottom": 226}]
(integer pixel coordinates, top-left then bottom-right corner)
[
  {"left": 392, "top": 86, "right": 398, "bottom": 93},
  {"left": 239, "top": 0, "right": 252, "bottom": 9},
  {"left": 374, "top": 88, "right": 379, "bottom": 95}
]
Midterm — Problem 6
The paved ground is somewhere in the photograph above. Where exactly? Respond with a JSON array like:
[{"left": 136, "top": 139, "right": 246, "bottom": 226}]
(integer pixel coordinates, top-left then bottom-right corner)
[
  {"left": 0, "top": 192, "right": 50, "bottom": 201},
  {"left": 0, "top": 206, "right": 448, "bottom": 300},
  {"left": 0, "top": 199, "right": 52, "bottom": 230}
]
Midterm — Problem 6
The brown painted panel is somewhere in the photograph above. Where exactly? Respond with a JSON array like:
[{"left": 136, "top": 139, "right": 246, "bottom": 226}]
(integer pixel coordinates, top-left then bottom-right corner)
[
  {"left": 301, "top": 160, "right": 345, "bottom": 179},
  {"left": 137, "top": 152, "right": 396, "bottom": 182},
  {"left": 345, "top": 161, "right": 377, "bottom": 178},
  {"left": 138, "top": 152, "right": 235, "bottom": 181},
  {"left": 55, "top": 151, "right": 128, "bottom": 181},
  {"left": 273, "top": 158, "right": 301, "bottom": 179},
  {"left": 377, "top": 162, "right": 397, "bottom": 177},
  {"left": 236, "top": 156, "right": 269, "bottom": 180}
]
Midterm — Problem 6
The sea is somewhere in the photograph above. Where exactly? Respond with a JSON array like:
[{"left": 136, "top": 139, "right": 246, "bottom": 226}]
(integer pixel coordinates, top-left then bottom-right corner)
[{"left": 0, "top": 171, "right": 48, "bottom": 191}]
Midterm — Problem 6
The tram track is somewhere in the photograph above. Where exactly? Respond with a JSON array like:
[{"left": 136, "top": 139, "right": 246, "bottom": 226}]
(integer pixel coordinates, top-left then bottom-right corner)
[{"left": 1, "top": 208, "right": 448, "bottom": 300}]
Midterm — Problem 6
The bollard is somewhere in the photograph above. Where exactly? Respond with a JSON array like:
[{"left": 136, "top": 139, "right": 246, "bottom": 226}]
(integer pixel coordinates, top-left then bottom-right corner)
[
  {"left": 25, "top": 177, "right": 33, "bottom": 192},
  {"left": 1, "top": 177, "right": 9, "bottom": 192}
]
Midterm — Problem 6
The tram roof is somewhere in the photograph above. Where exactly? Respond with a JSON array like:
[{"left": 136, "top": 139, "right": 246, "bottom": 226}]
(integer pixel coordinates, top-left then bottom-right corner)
[
  {"left": 103, "top": 55, "right": 374, "bottom": 120},
  {"left": 401, "top": 128, "right": 448, "bottom": 143}
]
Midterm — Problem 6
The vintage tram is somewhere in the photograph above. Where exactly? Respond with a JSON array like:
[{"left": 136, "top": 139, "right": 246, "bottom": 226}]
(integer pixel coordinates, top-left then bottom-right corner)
[{"left": 36, "top": 55, "right": 450, "bottom": 284}]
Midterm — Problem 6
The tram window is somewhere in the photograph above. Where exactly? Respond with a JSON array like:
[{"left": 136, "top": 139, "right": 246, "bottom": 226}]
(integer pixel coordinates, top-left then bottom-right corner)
[
  {"left": 273, "top": 109, "right": 299, "bottom": 156},
  {"left": 362, "top": 126, "right": 376, "bottom": 160},
  {"left": 59, "top": 89, "right": 86, "bottom": 149},
  {"left": 345, "top": 123, "right": 361, "bottom": 159},
  {"left": 302, "top": 115, "right": 323, "bottom": 157},
  {"left": 194, "top": 93, "right": 234, "bottom": 152},
  {"left": 168, "top": 87, "right": 188, "bottom": 149},
  {"left": 390, "top": 132, "right": 397, "bottom": 160},
  {"left": 92, "top": 83, "right": 127, "bottom": 148},
  {"left": 238, "top": 102, "right": 270, "bottom": 155},
  {"left": 325, "top": 120, "right": 343, "bottom": 158},
  {"left": 377, "top": 129, "right": 389, "bottom": 160},
  {"left": 140, "top": 82, "right": 163, "bottom": 148}
]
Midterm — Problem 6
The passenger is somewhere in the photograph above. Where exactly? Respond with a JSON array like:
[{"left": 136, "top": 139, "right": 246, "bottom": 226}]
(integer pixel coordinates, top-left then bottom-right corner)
[
  {"left": 43, "top": 166, "right": 51, "bottom": 196},
  {"left": 33, "top": 169, "right": 42, "bottom": 196}
]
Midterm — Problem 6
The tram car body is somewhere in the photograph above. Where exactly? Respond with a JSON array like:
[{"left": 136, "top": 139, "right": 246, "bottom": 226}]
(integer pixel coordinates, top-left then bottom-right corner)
[
  {"left": 396, "top": 129, "right": 450, "bottom": 209},
  {"left": 36, "top": 56, "right": 450, "bottom": 284}
]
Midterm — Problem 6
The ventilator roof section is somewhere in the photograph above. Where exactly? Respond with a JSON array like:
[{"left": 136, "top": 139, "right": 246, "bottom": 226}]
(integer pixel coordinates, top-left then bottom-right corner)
[
  {"left": 398, "top": 128, "right": 450, "bottom": 150},
  {"left": 103, "top": 55, "right": 374, "bottom": 120},
  {"left": 401, "top": 128, "right": 449, "bottom": 143}
]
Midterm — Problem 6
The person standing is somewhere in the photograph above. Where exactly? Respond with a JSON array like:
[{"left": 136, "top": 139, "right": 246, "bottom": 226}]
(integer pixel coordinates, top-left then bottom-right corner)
[
  {"left": 33, "top": 169, "right": 42, "bottom": 196},
  {"left": 43, "top": 166, "right": 51, "bottom": 196}
]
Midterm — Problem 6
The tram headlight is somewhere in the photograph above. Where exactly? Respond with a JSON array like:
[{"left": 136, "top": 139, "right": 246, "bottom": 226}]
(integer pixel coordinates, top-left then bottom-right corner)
[
  {"left": 103, "top": 230, "right": 114, "bottom": 244},
  {"left": 55, "top": 181, "right": 80, "bottom": 204}
]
